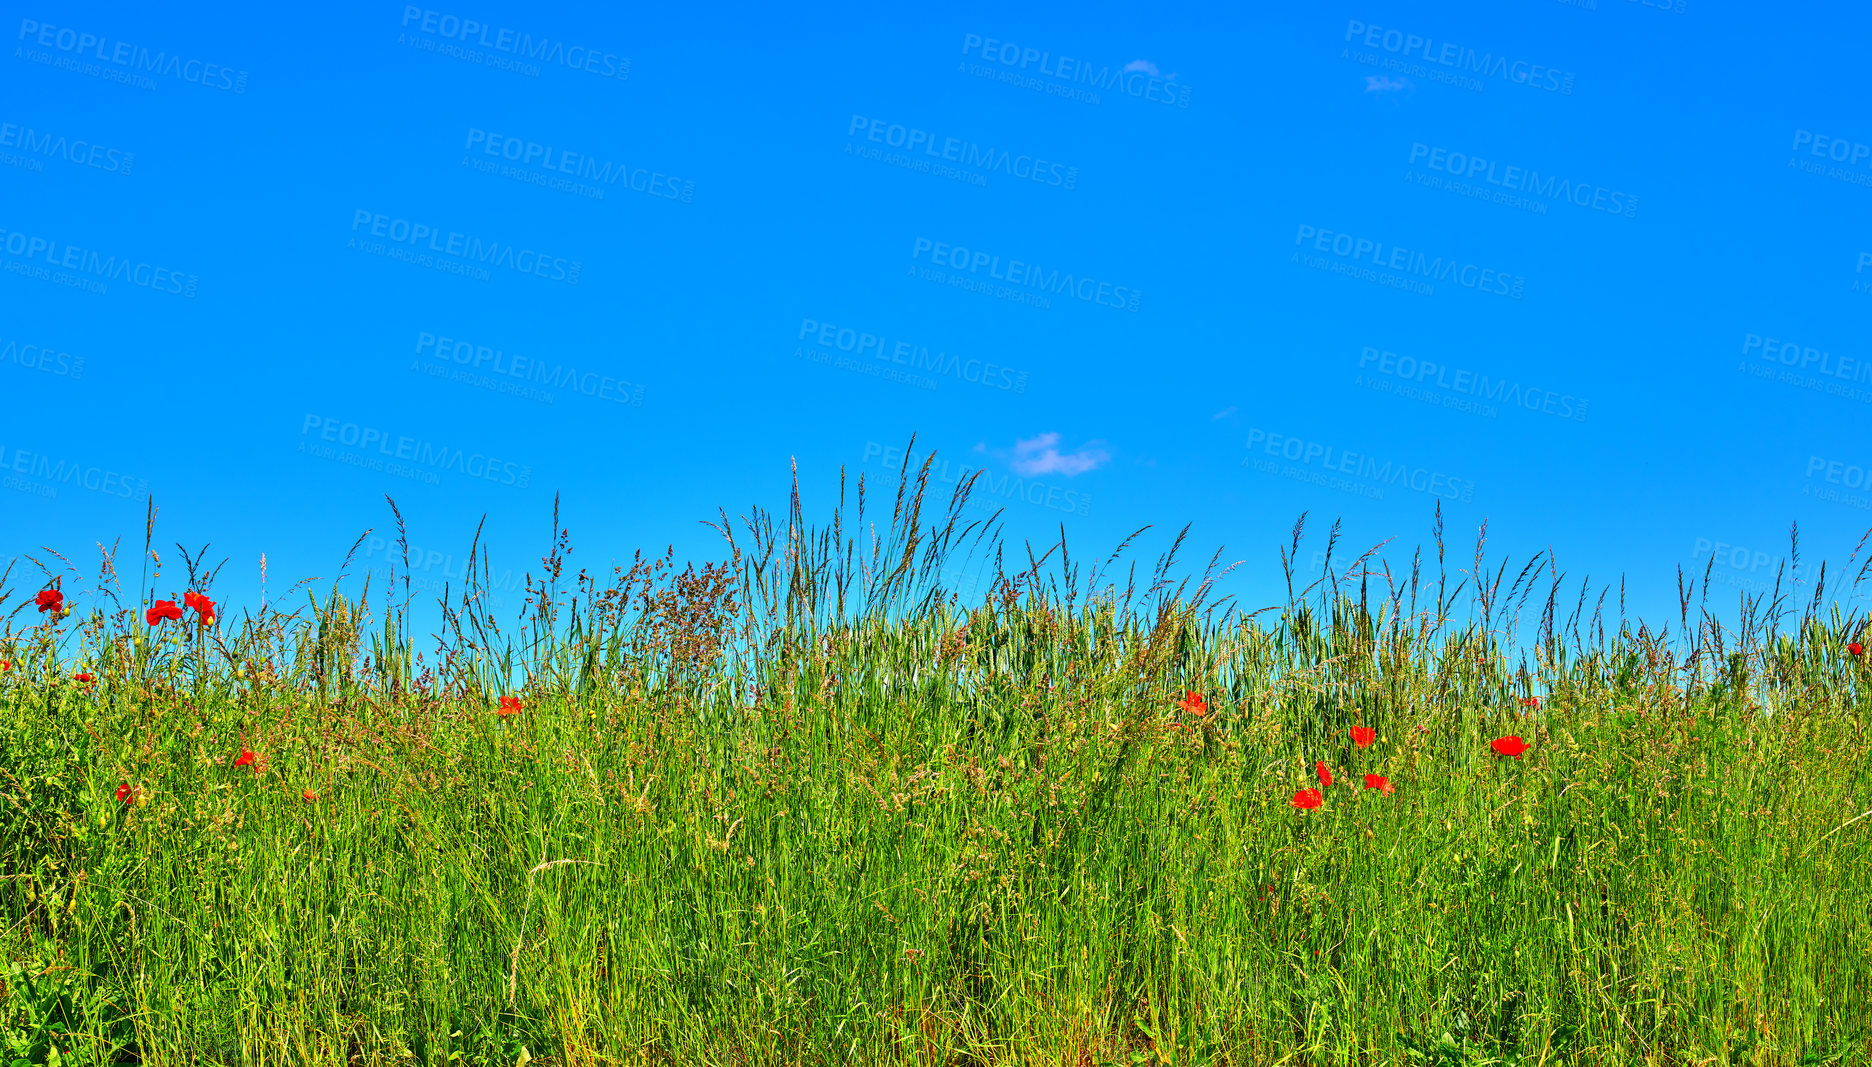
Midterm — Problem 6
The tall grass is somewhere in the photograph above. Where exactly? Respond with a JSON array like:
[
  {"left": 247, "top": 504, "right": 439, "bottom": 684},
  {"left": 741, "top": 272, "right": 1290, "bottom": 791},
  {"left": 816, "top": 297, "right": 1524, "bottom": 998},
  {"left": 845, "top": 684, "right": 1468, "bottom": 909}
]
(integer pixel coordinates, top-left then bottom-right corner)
[{"left": 2, "top": 458, "right": 1869, "bottom": 1065}]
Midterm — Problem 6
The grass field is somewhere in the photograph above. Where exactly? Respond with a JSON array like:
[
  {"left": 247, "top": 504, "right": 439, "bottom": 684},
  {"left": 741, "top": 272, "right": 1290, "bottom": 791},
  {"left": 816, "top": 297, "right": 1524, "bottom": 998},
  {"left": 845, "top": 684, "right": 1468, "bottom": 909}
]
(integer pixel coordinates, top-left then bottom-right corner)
[{"left": 3, "top": 469, "right": 1870, "bottom": 1065}]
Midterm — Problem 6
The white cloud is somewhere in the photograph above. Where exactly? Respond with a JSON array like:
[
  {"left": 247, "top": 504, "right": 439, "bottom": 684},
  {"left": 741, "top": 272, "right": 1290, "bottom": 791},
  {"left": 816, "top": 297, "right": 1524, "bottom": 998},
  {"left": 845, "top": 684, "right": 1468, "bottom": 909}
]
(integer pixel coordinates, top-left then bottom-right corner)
[
  {"left": 1009, "top": 432, "right": 1111, "bottom": 478},
  {"left": 1124, "top": 60, "right": 1177, "bottom": 79}
]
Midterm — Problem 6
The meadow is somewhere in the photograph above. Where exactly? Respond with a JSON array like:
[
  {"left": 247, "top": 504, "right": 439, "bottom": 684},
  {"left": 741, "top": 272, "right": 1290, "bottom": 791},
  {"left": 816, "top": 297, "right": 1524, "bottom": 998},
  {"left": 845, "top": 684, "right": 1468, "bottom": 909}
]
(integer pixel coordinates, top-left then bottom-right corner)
[{"left": 2, "top": 464, "right": 1869, "bottom": 1065}]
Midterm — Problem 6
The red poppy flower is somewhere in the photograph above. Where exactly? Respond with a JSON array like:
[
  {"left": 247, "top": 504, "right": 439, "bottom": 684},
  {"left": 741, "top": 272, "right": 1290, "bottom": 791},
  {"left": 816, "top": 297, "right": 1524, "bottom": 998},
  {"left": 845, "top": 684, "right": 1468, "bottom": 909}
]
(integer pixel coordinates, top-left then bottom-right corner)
[
  {"left": 114, "top": 783, "right": 132, "bottom": 805},
  {"left": 1363, "top": 773, "right": 1394, "bottom": 795},
  {"left": 73, "top": 672, "right": 94, "bottom": 684},
  {"left": 1175, "top": 691, "right": 1208, "bottom": 718},
  {"left": 146, "top": 599, "right": 183, "bottom": 625},
  {"left": 183, "top": 591, "right": 216, "bottom": 624},
  {"left": 1316, "top": 761, "right": 1333, "bottom": 789},
  {"left": 1491, "top": 735, "right": 1530, "bottom": 759},
  {"left": 35, "top": 588, "right": 63, "bottom": 613},
  {"left": 496, "top": 695, "right": 522, "bottom": 716},
  {"left": 234, "top": 749, "right": 256, "bottom": 769},
  {"left": 1850, "top": 642, "right": 1865, "bottom": 657},
  {"left": 1520, "top": 696, "right": 1541, "bottom": 709},
  {"left": 302, "top": 789, "right": 318, "bottom": 802},
  {"left": 1349, "top": 726, "right": 1375, "bottom": 748},
  {"left": 1291, "top": 787, "right": 1323, "bottom": 810}
]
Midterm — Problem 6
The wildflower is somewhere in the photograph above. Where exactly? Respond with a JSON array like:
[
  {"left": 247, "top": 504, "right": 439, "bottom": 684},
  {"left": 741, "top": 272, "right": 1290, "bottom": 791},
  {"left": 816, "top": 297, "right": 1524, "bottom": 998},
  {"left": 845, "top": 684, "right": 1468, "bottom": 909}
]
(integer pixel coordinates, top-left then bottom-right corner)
[
  {"left": 302, "top": 789, "right": 318, "bottom": 802},
  {"left": 1520, "top": 696, "right": 1541, "bottom": 709},
  {"left": 234, "top": 749, "right": 257, "bottom": 769},
  {"left": 496, "top": 695, "right": 522, "bottom": 716},
  {"left": 1363, "top": 773, "right": 1394, "bottom": 795},
  {"left": 1850, "top": 642, "right": 1865, "bottom": 657},
  {"left": 1316, "top": 761, "right": 1333, "bottom": 789},
  {"left": 1175, "top": 691, "right": 1208, "bottom": 718},
  {"left": 1491, "top": 735, "right": 1530, "bottom": 759},
  {"left": 146, "top": 599, "right": 183, "bottom": 625},
  {"left": 1291, "top": 788, "right": 1323, "bottom": 810},
  {"left": 183, "top": 591, "right": 216, "bottom": 624},
  {"left": 73, "top": 672, "right": 94, "bottom": 684},
  {"left": 1349, "top": 726, "right": 1375, "bottom": 748},
  {"left": 114, "top": 783, "right": 132, "bottom": 805},
  {"left": 35, "top": 588, "right": 63, "bottom": 613}
]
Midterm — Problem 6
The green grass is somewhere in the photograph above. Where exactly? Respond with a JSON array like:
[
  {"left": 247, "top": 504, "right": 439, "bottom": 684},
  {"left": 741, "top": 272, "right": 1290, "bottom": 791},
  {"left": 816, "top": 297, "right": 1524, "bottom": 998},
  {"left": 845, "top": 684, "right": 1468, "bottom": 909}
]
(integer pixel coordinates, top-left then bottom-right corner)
[{"left": 2, "top": 476, "right": 1870, "bottom": 1065}]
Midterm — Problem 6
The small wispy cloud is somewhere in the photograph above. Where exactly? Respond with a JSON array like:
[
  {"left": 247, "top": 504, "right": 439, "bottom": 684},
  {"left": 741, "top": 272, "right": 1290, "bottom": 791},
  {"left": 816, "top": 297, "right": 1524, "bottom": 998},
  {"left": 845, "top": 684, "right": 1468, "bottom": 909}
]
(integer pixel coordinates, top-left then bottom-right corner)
[
  {"left": 1124, "top": 59, "right": 1176, "bottom": 79},
  {"left": 1009, "top": 432, "right": 1110, "bottom": 478},
  {"left": 1365, "top": 74, "right": 1412, "bottom": 94},
  {"left": 1211, "top": 406, "right": 1238, "bottom": 421}
]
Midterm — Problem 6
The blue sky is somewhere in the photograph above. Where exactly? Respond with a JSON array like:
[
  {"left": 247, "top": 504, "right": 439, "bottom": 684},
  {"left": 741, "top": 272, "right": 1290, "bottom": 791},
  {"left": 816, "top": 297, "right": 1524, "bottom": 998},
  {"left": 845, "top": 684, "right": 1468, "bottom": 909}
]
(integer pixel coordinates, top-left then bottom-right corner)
[{"left": 4, "top": 0, "right": 1869, "bottom": 634}]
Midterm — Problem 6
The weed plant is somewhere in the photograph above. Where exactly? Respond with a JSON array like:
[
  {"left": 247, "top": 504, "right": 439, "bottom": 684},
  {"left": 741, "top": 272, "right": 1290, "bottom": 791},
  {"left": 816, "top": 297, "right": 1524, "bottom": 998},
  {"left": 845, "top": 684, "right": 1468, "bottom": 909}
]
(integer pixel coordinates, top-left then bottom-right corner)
[{"left": 2, "top": 458, "right": 1869, "bottom": 1065}]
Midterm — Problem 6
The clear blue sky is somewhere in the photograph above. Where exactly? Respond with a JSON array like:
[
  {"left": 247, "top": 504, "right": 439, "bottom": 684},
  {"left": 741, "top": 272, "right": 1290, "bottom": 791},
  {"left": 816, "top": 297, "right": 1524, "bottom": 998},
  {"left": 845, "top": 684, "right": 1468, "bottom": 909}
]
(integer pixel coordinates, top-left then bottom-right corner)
[{"left": 4, "top": 0, "right": 1869, "bottom": 633}]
